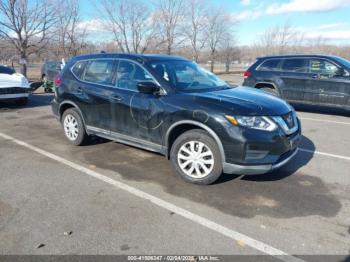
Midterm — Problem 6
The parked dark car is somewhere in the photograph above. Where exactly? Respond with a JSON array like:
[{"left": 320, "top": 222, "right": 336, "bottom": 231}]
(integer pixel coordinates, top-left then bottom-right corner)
[
  {"left": 41, "top": 60, "right": 63, "bottom": 93},
  {"left": 52, "top": 53, "right": 301, "bottom": 185},
  {"left": 243, "top": 55, "right": 350, "bottom": 110},
  {"left": 41, "top": 60, "right": 62, "bottom": 82}
]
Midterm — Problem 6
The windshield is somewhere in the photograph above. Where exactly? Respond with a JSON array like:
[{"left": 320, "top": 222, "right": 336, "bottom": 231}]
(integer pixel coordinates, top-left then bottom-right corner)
[
  {"left": 149, "top": 60, "right": 230, "bottom": 92},
  {"left": 334, "top": 56, "right": 350, "bottom": 69},
  {"left": 0, "top": 66, "right": 15, "bottom": 75}
]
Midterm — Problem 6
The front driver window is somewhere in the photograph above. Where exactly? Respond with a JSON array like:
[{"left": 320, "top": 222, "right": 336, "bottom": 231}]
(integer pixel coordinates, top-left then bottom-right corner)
[
  {"left": 309, "top": 59, "right": 340, "bottom": 75},
  {"left": 116, "top": 60, "right": 153, "bottom": 91}
]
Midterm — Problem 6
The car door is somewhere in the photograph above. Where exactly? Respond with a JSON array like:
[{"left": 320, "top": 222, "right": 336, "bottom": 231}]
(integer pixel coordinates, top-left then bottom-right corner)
[
  {"left": 306, "top": 58, "right": 349, "bottom": 107},
  {"left": 76, "top": 59, "right": 117, "bottom": 131},
  {"left": 109, "top": 59, "right": 165, "bottom": 148},
  {"left": 279, "top": 58, "right": 311, "bottom": 103}
]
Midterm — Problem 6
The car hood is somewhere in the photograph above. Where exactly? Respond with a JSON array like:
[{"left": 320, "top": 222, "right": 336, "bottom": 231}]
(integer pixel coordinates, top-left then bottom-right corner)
[
  {"left": 0, "top": 73, "right": 30, "bottom": 89},
  {"left": 193, "top": 86, "right": 293, "bottom": 116}
]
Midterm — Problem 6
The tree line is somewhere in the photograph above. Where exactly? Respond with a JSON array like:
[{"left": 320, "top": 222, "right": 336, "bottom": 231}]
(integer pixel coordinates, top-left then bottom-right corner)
[{"left": 0, "top": 0, "right": 349, "bottom": 77}]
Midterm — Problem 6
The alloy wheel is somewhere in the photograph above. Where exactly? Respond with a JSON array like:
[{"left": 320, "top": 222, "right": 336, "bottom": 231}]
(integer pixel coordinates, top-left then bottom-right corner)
[{"left": 177, "top": 141, "right": 214, "bottom": 178}]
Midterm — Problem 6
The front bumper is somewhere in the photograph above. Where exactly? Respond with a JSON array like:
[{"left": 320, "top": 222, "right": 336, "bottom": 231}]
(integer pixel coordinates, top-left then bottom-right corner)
[
  {"left": 0, "top": 87, "right": 30, "bottom": 100},
  {"left": 223, "top": 147, "right": 299, "bottom": 175},
  {"left": 219, "top": 114, "right": 301, "bottom": 175},
  {"left": 0, "top": 93, "right": 29, "bottom": 99}
]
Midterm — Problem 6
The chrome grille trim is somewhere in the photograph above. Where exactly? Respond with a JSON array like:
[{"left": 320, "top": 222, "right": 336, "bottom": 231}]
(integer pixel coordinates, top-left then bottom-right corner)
[{"left": 272, "top": 111, "right": 298, "bottom": 135}]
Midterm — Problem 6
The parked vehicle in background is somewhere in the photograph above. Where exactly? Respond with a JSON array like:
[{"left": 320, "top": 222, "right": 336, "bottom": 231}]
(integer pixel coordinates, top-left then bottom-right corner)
[
  {"left": 52, "top": 53, "right": 301, "bottom": 185},
  {"left": 243, "top": 55, "right": 350, "bottom": 110},
  {"left": 0, "top": 65, "right": 30, "bottom": 105},
  {"left": 41, "top": 61, "right": 62, "bottom": 93}
]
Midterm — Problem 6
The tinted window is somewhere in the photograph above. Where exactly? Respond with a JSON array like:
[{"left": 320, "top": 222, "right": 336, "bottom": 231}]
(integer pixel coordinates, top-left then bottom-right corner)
[
  {"left": 258, "top": 59, "right": 281, "bottom": 71},
  {"left": 84, "top": 60, "right": 115, "bottom": 85},
  {"left": 72, "top": 61, "right": 87, "bottom": 79},
  {"left": 309, "top": 59, "right": 340, "bottom": 75},
  {"left": 0, "top": 66, "right": 15, "bottom": 75},
  {"left": 48, "top": 62, "right": 60, "bottom": 69},
  {"left": 282, "top": 59, "right": 308, "bottom": 73},
  {"left": 116, "top": 60, "right": 153, "bottom": 91}
]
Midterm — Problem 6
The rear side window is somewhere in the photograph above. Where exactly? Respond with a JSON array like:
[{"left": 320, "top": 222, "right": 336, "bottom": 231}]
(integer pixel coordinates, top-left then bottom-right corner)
[
  {"left": 258, "top": 59, "right": 281, "bottom": 71},
  {"left": 83, "top": 60, "right": 115, "bottom": 85},
  {"left": 71, "top": 61, "right": 87, "bottom": 79},
  {"left": 0, "top": 66, "right": 15, "bottom": 75},
  {"left": 282, "top": 59, "right": 308, "bottom": 73}
]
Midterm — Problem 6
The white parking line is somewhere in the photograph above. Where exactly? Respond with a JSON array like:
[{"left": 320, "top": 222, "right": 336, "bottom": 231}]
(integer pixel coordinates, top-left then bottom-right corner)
[
  {"left": 299, "top": 117, "right": 350, "bottom": 125},
  {"left": 299, "top": 148, "right": 350, "bottom": 161},
  {"left": 0, "top": 132, "right": 303, "bottom": 262}
]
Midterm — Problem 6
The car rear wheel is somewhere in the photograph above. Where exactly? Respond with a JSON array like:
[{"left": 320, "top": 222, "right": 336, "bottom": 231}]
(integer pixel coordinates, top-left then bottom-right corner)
[
  {"left": 170, "top": 129, "right": 222, "bottom": 185},
  {"left": 61, "top": 108, "right": 88, "bottom": 146}
]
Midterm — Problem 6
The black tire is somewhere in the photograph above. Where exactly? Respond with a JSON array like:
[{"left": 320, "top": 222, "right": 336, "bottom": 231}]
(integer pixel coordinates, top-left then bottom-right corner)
[
  {"left": 15, "top": 97, "right": 28, "bottom": 106},
  {"left": 61, "top": 108, "right": 88, "bottom": 146},
  {"left": 170, "top": 129, "right": 223, "bottom": 185},
  {"left": 260, "top": 86, "right": 279, "bottom": 97}
]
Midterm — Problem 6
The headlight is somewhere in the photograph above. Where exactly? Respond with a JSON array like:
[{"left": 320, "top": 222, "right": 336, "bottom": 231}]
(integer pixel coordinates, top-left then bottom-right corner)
[{"left": 225, "top": 115, "right": 277, "bottom": 131}]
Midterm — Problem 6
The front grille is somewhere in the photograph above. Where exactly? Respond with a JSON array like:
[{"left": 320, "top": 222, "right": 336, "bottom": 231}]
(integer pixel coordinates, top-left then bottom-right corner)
[
  {"left": 0, "top": 87, "right": 28, "bottom": 95},
  {"left": 272, "top": 111, "right": 298, "bottom": 135},
  {"left": 281, "top": 112, "right": 295, "bottom": 129}
]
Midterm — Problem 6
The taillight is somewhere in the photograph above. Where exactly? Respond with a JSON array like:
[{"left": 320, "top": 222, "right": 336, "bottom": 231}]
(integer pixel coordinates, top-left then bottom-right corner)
[
  {"left": 243, "top": 71, "right": 251, "bottom": 78},
  {"left": 53, "top": 74, "right": 62, "bottom": 87}
]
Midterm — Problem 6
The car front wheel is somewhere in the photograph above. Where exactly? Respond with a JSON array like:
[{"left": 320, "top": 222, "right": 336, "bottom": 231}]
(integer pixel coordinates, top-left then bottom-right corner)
[
  {"left": 61, "top": 108, "right": 88, "bottom": 146},
  {"left": 170, "top": 129, "right": 223, "bottom": 185}
]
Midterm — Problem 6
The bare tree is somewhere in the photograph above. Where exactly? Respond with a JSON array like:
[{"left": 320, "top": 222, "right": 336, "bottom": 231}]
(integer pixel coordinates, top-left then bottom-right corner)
[
  {"left": 183, "top": 0, "right": 207, "bottom": 62},
  {"left": 56, "top": 0, "right": 88, "bottom": 58},
  {"left": 100, "top": 0, "right": 156, "bottom": 54},
  {"left": 154, "top": 0, "right": 185, "bottom": 55},
  {"left": 0, "top": 0, "right": 58, "bottom": 76},
  {"left": 204, "top": 9, "right": 232, "bottom": 72},
  {"left": 257, "top": 22, "right": 304, "bottom": 56},
  {"left": 220, "top": 32, "right": 239, "bottom": 73}
]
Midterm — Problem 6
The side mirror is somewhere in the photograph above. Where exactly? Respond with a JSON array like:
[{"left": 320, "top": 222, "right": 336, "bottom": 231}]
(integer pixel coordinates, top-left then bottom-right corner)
[
  {"left": 334, "top": 68, "right": 347, "bottom": 77},
  {"left": 137, "top": 81, "right": 159, "bottom": 94}
]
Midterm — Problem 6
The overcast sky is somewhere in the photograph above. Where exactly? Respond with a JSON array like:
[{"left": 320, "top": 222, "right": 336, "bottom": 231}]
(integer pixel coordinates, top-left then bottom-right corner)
[{"left": 79, "top": 0, "right": 350, "bottom": 46}]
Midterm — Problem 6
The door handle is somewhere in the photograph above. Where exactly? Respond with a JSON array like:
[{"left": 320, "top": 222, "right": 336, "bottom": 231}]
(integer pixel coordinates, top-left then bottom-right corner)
[
  {"left": 110, "top": 95, "right": 122, "bottom": 102},
  {"left": 76, "top": 87, "right": 83, "bottom": 93},
  {"left": 311, "top": 74, "right": 319, "bottom": 79}
]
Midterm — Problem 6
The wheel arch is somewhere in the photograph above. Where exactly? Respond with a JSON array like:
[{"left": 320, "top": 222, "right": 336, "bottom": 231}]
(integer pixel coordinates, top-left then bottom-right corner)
[
  {"left": 59, "top": 101, "right": 86, "bottom": 127},
  {"left": 254, "top": 81, "right": 276, "bottom": 89},
  {"left": 165, "top": 120, "right": 225, "bottom": 162},
  {"left": 255, "top": 81, "right": 282, "bottom": 96}
]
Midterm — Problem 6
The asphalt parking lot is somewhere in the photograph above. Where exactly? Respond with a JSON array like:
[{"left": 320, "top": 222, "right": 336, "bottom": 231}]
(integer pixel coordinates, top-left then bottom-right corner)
[{"left": 0, "top": 76, "right": 349, "bottom": 261}]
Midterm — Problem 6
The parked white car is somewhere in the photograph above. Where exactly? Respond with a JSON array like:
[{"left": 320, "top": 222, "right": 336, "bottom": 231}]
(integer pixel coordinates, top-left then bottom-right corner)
[{"left": 0, "top": 65, "right": 30, "bottom": 105}]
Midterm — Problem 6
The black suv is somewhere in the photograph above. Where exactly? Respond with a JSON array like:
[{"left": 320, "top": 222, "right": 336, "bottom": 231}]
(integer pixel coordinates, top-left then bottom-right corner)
[
  {"left": 243, "top": 55, "right": 350, "bottom": 110},
  {"left": 52, "top": 53, "right": 301, "bottom": 185}
]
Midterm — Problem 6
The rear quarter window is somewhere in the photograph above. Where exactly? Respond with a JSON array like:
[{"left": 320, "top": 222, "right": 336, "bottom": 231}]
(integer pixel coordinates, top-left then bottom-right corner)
[{"left": 258, "top": 59, "right": 281, "bottom": 71}]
